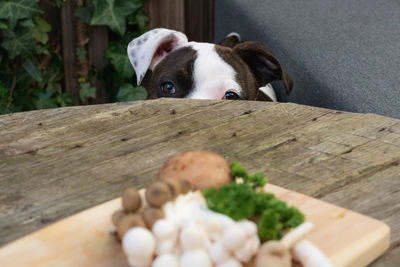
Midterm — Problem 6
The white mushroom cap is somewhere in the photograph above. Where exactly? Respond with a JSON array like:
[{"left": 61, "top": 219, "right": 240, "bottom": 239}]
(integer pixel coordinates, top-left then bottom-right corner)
[
  {"left": 209, "top": 241, "right": 231, "bottom": 264},
  {"left": 123, "top": 227, "right": 155, "bottom": 262},
  {"left": 223, "top": 224, "right": 247, "bottom": 251},
  {"left": 156, "top": 239, "right": 177, "bottom": 255},
  {"left": 216, "top": 258, "right": 243, "bottom": 267},
  {"left": 152, "top": 219, "right": 177, "bottom": 240},
  {"left": 238, "top": 220, "right": 257, "bottom": 237},
  {"left": 234, "top": 236, "right": 260, "bottom": 263},
  {"left": 180, "top": 222, "right": 210, "bottom": 251},
  {"left": 180, "top": 249, "right": 212, "bottom": 267},
  {"left": 128, "top": 256, "right": 151, "bottom": 267},
  {"left": 152, "top": 253, "right": 179, "bottom": 267},
  {"left": 204, "top": 216, "right": 223, "bottom": 241}
]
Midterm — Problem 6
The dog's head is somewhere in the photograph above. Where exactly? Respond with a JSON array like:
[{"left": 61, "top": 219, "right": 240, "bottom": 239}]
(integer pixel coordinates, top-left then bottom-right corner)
[{"left": 127, "top": 28, "right": 293, "bottom": 101}]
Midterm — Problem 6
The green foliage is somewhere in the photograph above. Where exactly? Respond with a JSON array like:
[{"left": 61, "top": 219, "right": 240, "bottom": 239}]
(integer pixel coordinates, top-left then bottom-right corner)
[
  {"left": 116, "top": 84, "right": 147, "bottom": 102},
  {"left": 204, "top": 183, "right": 256, "bottom": 221},
  {"left": 0, "top": 0, "right": 42, "bottom": 27},
  {"left": 106, "top": 42, "right": 134, "bottom": 79},
  {"left": 204, "top": 163, "right": 305, "bottom": 241},
  {"left": 91, "top": 0, "right": 141, "bottom": 36},
  {"left": 79, "top": 81, "right": 97, "bottom": 102},
  {"left": 0, "top": 0, "right": 149, "bottom": 114},
  {"left": 230, "top": 161, "right": 267, "bottom": 189}
]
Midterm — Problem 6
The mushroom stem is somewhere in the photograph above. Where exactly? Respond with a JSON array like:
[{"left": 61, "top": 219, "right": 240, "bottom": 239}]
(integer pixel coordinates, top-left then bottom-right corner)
[
  {"left": 292, "top": 239, "right": 333, "bottom": 267},
  {"left": 281, "top": 221, "right": 315, "bottom": 249}
]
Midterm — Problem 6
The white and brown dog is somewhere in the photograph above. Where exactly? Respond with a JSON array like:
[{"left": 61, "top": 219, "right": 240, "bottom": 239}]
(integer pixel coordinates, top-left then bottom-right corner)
[{"left": 127, "top": 28, "right": 292, "bottom": 101}]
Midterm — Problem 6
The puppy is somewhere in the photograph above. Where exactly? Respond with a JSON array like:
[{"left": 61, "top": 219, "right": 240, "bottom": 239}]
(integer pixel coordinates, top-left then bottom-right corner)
[{"left": 127, "top": 28, "right": 293, "bottom": 101}]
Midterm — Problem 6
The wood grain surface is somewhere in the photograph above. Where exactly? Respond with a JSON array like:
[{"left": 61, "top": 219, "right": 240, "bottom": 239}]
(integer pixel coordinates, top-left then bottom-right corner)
[{"left": 1, "top": 98, "right": 400, "bottom": 266}]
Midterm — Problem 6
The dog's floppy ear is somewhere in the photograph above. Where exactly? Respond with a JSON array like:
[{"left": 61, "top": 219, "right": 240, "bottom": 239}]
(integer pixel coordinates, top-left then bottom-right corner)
[
  {"left": 127, "top": 28, "right": 188, "bottom": 85},
  {"left": 233, "top": 41, "right": 293, "bottom": 96}
]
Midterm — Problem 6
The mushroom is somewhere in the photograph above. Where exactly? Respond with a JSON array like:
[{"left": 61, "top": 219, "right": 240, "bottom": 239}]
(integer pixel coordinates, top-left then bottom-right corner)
[
  {"left": 222, "top": 224, "right": 247, "bottom": 251},
  {"left": 111, "top": 210, "right": 126, "bottom": 226},
  {"left": 122, "top": 227, "right": 156, "bottom": 265},
  {"left": 122, "top": 187, "right": 142, "bottom": 212},
  {"left": 116, "top": 214, "right": 146, "bottom": 239},
  {"left": 152, "top": 253, "right": 179, "bottom": 267},
  {"left": 216, "top": 258, "right": 243, "bottom": 267},
  {"left": 141, "top": 207, "right": 165, "bottom": 229},
  {"left": 157, "top": 150, "right": 232, "bottom": 190},
  {"left": 180, "top": 222, "right": 210, "bottom": 251},
  {"left": 254, "top": 241, "right": 291, "bottom": 267},
  {"left": 204, "top": 216, "right": 223, "bottom": 241},
  {"left": 238, "top": 220, "right": 258, "bottom": 237},
  {"left": 234, "top": 236, "right": 260, "bottom": 263},
  {"left": 280, "top": 221, "right": 315, "bottom": 249},
  {"left": 163, "top": 178, "right": 182, "bottom": 199},
  {"left": 292, "top": 240, "right": 333, "bottom": 267},
  {"left": 156, "top": 239, "right": 177, "bottom": 255},
  {"left": 179, "top": 179, "right": 191, "bottom": 194},
  {"left": 152, "top": 219, "right": 178, "bottom": 240},
  {"left": 180, "top": 249, "right": 212, "bottom": 267},
  {"left": 128, "top": 257, "right": 151, "bottom": 267},
  {"left": 209, "top": 241, "right": 231, "bottom": 264},
  {"left": 145, "top": 181, "right": 171, "bottom": 207}
]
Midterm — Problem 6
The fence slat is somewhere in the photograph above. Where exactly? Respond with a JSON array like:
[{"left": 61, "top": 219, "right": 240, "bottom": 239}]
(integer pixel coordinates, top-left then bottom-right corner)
[
  {"left": 88, "top": 26, "right": 109, "bottom": 104},
  {"left": 185, "top": 0, "right": 214, "bottom": 42},
  {"left": 61, "top": 0, "right": 79, "bottom": 101},
  {"left": 145, "top": 0, "right": 185, "bottom": 32}
]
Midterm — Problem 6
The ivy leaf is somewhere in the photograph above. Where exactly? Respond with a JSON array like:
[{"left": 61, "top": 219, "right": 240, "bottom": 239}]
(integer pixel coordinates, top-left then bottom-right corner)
[
  {"left": 23, "top": 57, "right": 42, "bottom": 82},
  {"left": 19, "top": 18, "right": 34, "bottom": 28},
  {"left": 1, "top": 28, "right": 35, "bottom": 59},
  {"left": 32, "top": 29, "right": 48, "bottom": 44},
  {"left": 36, "top": 44, "right": 49, "bottom": 55},
  {"left": 105, "top": 42, "right": 134, "bottom": 79},
  {"left": 74, "top": 5, "right": 93, "bottom": 24},
  {"left": 90, "top": 0, "right": 140, "bottom": 36},
  {"left": 76, "top": 48, "right": 87, "bottom": 62},
  {"left": 127, "top": 9, "right": 149, "bottom": 33},
  {"left": 79, "top": 82, "right": 97, "bottom": 101},
  {"left": 35, "top": 92, "right": 57, "bottom": 109},
  {"left": 0, "top": 0, "right": 42, "bottom": 26},
  {"left": 0, "top": 21, "right": 8, "bottom": 29},
  {"left": 33, "top": 16, "right": 51, "bottom": 32},
  {"left": 116, "top": 84, "right": 147, "bottom": 102},
  {"left": 32, "top": 16, "right": 51, "bottom": 44}
]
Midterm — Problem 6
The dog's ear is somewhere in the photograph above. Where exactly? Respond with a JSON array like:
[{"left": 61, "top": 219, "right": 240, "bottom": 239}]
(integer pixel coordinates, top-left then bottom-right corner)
[
  {"left": 218, "top": 32, "right": 241, "bottom": 48},
  {"left": 233, "top": 41, "right": 293, "bottom": 96},
  {"left": 257, "top": 84, "right": 277, "bottom": 102},
  {"left": 127, "top": 28, "right": 188, "bottom": 85}
]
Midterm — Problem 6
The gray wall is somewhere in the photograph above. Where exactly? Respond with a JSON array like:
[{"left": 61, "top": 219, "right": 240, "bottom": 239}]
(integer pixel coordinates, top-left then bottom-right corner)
[{"left": 215, "top": 0, "right": 400, "bottom": 118}]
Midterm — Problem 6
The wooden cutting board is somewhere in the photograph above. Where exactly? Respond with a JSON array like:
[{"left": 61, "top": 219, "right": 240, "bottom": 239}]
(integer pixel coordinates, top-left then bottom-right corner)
[{"left": 0, "top": 184, "right": 390, "bottom": 267}]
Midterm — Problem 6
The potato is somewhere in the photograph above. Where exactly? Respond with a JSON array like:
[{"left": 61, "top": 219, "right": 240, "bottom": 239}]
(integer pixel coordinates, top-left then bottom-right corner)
[{"left": 157, "top": 150, "right": 231, "bottom": 190}]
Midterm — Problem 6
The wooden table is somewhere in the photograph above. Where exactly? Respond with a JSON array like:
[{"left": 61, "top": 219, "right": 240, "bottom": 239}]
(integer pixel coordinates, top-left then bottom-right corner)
[{"left": 0, "top": 98, "right": 399, "bottom": 266}]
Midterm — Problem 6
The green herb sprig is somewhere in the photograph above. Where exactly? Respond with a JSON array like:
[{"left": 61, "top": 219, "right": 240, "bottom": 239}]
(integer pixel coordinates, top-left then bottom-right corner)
[{"left": 204, "top": 162, "right": 305, "bottom": 241}]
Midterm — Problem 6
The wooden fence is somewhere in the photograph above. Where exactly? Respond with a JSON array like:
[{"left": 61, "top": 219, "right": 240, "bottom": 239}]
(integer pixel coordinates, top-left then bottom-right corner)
[{"left": 40, "top": 0, "right": 214, "bottom": 104}]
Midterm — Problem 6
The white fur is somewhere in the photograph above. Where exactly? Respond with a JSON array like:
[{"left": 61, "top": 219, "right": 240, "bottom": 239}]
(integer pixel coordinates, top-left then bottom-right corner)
[
  {"left": 187, "top": 42, "right": 242, "bottom": 100},
  {"left": 127, "top": 28, "right": 188, "bottom": 85},
  {"left": 259, "top": 84, "right": 277, "bottom": 102}
]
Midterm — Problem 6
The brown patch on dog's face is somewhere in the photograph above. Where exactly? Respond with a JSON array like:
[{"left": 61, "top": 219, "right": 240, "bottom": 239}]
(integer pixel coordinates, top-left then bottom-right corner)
[
  {"left": 215, "top": 45, "right": 259, "bottom": 100},
  {"left": 148, "top": 47, "right": 197, "bottom": 99}
]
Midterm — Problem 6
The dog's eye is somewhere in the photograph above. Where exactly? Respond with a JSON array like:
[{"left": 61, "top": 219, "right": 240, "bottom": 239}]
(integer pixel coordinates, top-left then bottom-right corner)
[
  {"left": 224, "top": 91, "right": 240, "bottom": 100},
  {"left": 161, "top": 82, "right": 176, "bottom": 95}
]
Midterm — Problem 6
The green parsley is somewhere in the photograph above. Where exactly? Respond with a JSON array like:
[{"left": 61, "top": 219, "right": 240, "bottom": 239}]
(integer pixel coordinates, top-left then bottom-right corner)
[{"left": 204, "top": 162, "right": 305, "bottom": 241}]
